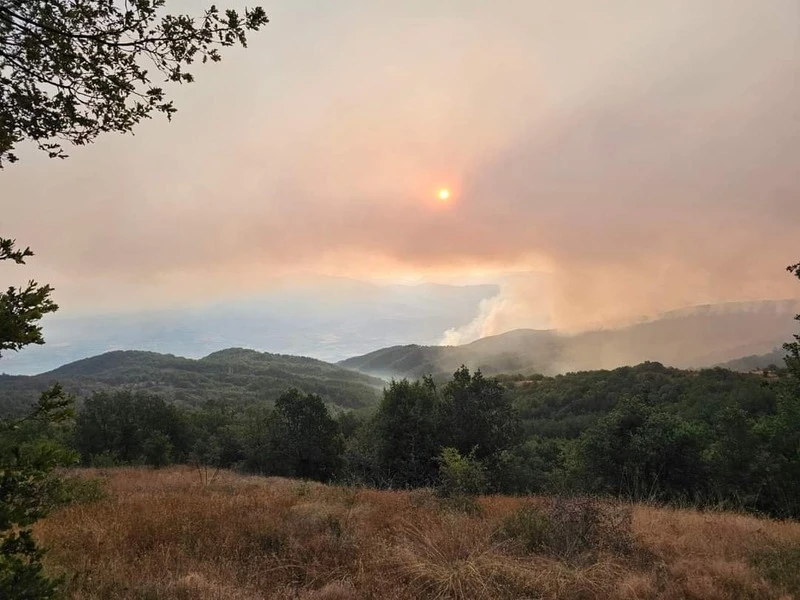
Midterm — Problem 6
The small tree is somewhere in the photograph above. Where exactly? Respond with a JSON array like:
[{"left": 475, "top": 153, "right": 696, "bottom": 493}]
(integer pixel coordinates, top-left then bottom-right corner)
[
  {"left": 0, "top": 239, "right": 73, "bottom": 598},
  {"left": 436, "top": 447, "right": 487, "bottom": 499},
  {"left": 373, "top": 377, "right": 441, "bottom": 487},
  {"left": 142, "top": 431, "right": 173, "bottom": 469},
  {"left": 440, "top": 366, "right": 521, "bottom": 462},
  {"left": 266, "top": 390, "right": 343, "bottom": 482}
]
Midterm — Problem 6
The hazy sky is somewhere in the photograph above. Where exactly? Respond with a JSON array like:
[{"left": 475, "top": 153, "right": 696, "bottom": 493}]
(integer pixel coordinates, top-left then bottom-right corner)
[{"left": 3, "top": 0, "right": 799, "bottom": 340}]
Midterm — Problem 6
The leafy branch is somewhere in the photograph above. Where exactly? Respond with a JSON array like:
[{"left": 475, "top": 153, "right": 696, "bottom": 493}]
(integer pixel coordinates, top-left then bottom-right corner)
[{"left": 0, "top": 0, "right": 268, "bottom": 165}]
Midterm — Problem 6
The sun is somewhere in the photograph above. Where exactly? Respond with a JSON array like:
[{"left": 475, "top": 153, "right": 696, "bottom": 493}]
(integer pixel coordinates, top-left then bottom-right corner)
[{"left": 437, "top": 188, "right": 451, "bottom": 202}]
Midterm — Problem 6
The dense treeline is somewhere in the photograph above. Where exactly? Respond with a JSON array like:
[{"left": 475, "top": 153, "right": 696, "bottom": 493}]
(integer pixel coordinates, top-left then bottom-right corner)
[{"left": 53, "top": 358, "right": 800, "bottom": 518}]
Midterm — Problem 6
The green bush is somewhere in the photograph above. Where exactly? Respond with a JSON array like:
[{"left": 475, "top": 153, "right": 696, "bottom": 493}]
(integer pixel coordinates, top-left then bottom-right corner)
[
  {"left": 500, "top": 503, "right": 551, "bottom": 553},
  {"left": 436, "top": 447, "right": 487, "bottom": 499},
  {"left": 53, "top": 475, "right": 107, "bottom": 506}
]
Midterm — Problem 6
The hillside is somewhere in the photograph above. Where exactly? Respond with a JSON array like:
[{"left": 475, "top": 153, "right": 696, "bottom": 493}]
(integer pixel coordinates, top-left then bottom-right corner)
[
  {"left": 500, "top": 361, "right": 783, "bottom": 439},
  {"left": 340, "top": 299, "right": 799, "bottom": 378},
  {"left": 38, "top": 467, "right": 800, "bottom": 600},
  {"left": 718, "top": 348, "right": 787, "bottom": 372},
  {"left": 0, "top": 348, "right": 384, "bottom": 416}
]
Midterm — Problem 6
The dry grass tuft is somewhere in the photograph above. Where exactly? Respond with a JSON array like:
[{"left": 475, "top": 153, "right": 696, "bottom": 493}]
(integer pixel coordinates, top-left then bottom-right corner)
[
  {"left": 393, "top": 514, "right": 521, "bottom": 599},
  {"left": 36, "top": 467, "right": 800, "bottom": 599}
]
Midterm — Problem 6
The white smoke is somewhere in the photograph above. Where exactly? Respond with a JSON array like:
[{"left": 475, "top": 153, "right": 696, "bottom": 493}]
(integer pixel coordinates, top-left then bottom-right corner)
[{"left": 441, "top": 273, "right": 554, "bottom": 345}]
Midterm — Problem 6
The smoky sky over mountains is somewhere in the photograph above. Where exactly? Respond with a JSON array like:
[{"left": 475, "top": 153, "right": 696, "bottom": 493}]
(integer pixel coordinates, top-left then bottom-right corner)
[{"left": 2, "top": 0, "right": 799, "bottom": 352}]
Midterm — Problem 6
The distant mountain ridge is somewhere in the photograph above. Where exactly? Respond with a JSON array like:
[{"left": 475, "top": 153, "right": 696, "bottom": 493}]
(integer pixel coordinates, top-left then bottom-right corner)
[
  {"left": 339, "top": 299, "right": 799, "bottom": 379},
  {"left": 0, "top": 279, "right": 499, "bottom": 375},
  {"left": 0, "top": 348, "right": 384, "bottom": 416},
  {"left": 718, "top": 349, "right": 787, "bottom": 372}
]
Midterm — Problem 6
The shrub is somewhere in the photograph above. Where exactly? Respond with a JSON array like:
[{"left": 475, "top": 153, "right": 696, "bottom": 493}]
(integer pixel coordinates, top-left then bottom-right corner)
[
  {"left": 50, "top": 474, "right": 107, "bottom": 507},
  {"left": 500, "top": 503, "right": 551, "bottom": 553},
  {"left": 501, "top": 497, "right": 633, "bottom": 562},
  {"left": 436, "top": 448, "right": 487, "bottom": 514},
  {"left": 750, "top": 544, "right": 800, "bottom": 597},
  {"left": 436, "top": 447, "right": 487, "bottom": 499}
]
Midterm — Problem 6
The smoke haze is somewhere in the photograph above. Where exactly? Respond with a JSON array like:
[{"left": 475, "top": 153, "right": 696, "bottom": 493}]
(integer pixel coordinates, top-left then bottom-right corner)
[{"left": 2, "top": 0, "right": 799, "bottom": 345}]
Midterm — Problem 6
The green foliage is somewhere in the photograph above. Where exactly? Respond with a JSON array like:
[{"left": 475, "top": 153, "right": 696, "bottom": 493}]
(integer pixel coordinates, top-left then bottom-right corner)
[
  {"left": 490, "top": 437, "right": 566, "bottom": 495},
  {"left": 0, "top": 240, "right": 58, "bottom": 357},
  {"left": 0, "top": 348, "right": 383, "bottom": 417},
  {"left": 0, "top": 0, "right": 268, "bottom": 165},
  {"left": 500, "top": 503, "right": 551, "bottom": 553},
  {"left": 0, "top": 238, "right": 75, "bottom": 598},
  {"left": 0, "top": 385, "right": 77, "bottom": 599},
  {"left": 74, "top": 390, "right": 190, "bottom": 465},
  {"left": 367, "top": 367, "right": 520, "bottom": 490},
  {"left": 507, "top": 362, "right": 782, "bottom": 440},
  {"left": 52, "top": 474, "right": 106, "bottom": 506},
  {"left": 753, "top": 262, "right": 800, "bottom": 516},
  {"left": 142, "top": 431, "right": 173, "bottom": 469},
  {"left": 750, "top": 544, "right": 800, "bottom": 597},
  {"left": 265, "top": 389, "right": 344, "bottom": 482},
  {"left": 572, "top": 397, "right": 705, "bottom": 502},
  {"left": 436, "top": 447, "right": 487, "bottom": 500},
  {"left": 0, "top": 529, "right": 57, "bottom": 599},
  {"left": 440, "top": 366, "right": 521, "bottom": 462},
  {"left": 784, "top": 262, "right": 800, "bottom": 377},
  {"left": 373, "top": 377, "right": 441, "bottom": 487},
  {"left": 752, "top": 386, "right": 800, "bottom": 517}
]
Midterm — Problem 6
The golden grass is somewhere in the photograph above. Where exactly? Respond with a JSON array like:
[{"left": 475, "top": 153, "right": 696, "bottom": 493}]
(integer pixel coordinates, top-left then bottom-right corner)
[{"left": 36, "top": 467, "right": 800, "bottom": 600}]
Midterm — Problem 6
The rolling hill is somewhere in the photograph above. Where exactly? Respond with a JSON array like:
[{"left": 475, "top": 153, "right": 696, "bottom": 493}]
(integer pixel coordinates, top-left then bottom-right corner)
[
  {"left": 718, "top": 348, "right": 788, "bottom": 372},
  {"left": 339, "top": 299, "right": 799, "bottom": 379},
  {"left": 0, "top": 348, "right": 385, "bottom": 416},
  {"left": 0, "top": 279, "right": 498, "bottom": 375}
]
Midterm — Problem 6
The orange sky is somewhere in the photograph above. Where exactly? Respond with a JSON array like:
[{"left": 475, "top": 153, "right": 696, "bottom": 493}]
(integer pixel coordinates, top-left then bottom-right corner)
[{"left": 2, "top": 0, "right": 799, "bottom": 338}]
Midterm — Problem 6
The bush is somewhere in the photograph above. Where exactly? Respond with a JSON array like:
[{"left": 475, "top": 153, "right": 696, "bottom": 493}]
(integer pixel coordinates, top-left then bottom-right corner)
[
  {"left": 501, "top": 497, "right": 633, "bottom": 562},
  {"left": 750, "top": 544, "right": 800, "bottom": 597},
  {"left": 500, "top": 503, "right": 551, "bottom": 553},
  {"left": 436, "top": 447, "right": 487, "bottom": 499},
  {"left": 53, "top": 475, "right": 107, "bottom": 506},
  {"left": 89, "top": 451, "right": 120, "bottom": 468},
  {"left": 142, "top": 431, "right": 173, "bottom": 469}
]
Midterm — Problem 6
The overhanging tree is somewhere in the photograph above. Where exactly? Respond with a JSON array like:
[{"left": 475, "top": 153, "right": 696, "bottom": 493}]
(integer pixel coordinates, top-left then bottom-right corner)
[
  {"left": 1, "top": 1, "right": 268, "bottom": 594},
  {"left": 0, "top": 0, "right": 268, "bottom": 165}
]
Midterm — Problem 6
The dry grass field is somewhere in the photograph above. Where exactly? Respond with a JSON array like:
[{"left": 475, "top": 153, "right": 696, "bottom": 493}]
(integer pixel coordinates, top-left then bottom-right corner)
[{"left": 37, "top": 467, "right": 800, "bottom": 599}]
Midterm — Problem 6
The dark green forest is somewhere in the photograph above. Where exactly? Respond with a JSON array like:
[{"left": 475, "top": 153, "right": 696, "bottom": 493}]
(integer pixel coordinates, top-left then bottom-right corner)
[{"left": 27, "top": 355, "right": 800, "bottom": 518}]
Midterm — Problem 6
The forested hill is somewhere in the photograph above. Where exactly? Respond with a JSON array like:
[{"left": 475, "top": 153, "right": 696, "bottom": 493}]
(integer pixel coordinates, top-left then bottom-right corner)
[
  {"left": 718, "top": 348, "right": 787, "bottom": 372},
  {"left": 501, "top": 361, "right": 785, "bottom": 439},
  {"left": 0, "top": 348, "right": 384, "bottom": 416},
  {"left": 339, "top": 299, "right": 798, "bottom": 379}
]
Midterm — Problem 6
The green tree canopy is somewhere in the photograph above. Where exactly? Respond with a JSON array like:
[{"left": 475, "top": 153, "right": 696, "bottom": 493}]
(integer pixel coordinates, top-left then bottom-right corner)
[
  {"left": 572, "top": 397, "right": 704, "bottom": 501},
  {"left": 266, "top": 389, "right": 343, "bottom": 482},
  {"left": 373, "top": 377, "right": 441, "bottom": 487},
  {"left": 74, "top": 390, "right": 190, "bottom": 466},
  {"left": 440, "top": 366, "right": 520, "bottom": 461}
]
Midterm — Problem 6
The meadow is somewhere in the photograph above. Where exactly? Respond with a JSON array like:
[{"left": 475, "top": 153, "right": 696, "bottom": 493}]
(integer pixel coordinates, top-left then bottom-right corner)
[{"left": 37, "top": 467, "right": 800, "bottom": 600}]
